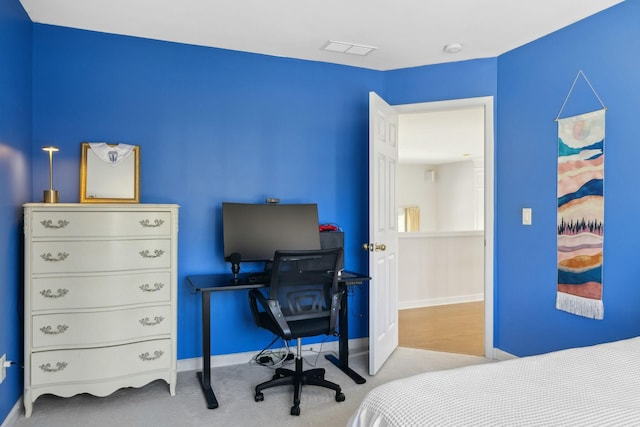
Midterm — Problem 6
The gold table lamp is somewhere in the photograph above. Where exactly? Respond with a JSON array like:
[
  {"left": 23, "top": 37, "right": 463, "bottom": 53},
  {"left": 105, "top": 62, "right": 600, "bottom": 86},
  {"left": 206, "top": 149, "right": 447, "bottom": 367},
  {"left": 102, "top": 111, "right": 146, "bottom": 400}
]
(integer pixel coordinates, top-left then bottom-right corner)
[{"left": 42, "top": 145, "right": 59, "bottom": 203}]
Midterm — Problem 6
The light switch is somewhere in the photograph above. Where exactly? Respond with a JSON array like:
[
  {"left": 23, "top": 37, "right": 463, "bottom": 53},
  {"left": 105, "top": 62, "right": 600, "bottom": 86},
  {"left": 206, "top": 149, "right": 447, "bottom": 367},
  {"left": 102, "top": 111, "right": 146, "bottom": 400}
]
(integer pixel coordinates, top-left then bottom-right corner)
[{"left": 522, "top": 208, "right": 532, "bottom": 225}]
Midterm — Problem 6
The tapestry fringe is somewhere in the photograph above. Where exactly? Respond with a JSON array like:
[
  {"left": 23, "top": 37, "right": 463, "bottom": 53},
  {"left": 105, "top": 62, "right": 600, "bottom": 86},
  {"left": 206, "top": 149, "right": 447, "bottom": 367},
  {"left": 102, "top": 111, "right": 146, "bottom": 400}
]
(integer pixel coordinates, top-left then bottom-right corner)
[{"left": 556, "top": 292, "right": 604, "bottom": 320}]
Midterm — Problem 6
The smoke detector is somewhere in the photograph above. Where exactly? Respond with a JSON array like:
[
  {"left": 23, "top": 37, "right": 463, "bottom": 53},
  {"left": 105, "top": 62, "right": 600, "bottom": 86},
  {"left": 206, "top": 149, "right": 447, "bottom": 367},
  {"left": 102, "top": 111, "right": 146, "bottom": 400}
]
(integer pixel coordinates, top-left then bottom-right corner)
[{"left": 443, "top": 43, "right": 463, "bottom": 54}]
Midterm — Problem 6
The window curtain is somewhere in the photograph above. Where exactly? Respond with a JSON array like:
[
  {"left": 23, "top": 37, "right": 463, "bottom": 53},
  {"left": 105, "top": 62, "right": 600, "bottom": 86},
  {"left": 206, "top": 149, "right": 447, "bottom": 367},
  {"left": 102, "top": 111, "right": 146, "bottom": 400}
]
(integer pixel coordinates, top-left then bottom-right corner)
[{"left": 405, "top": 207, "right": 420, "bottom": 232}]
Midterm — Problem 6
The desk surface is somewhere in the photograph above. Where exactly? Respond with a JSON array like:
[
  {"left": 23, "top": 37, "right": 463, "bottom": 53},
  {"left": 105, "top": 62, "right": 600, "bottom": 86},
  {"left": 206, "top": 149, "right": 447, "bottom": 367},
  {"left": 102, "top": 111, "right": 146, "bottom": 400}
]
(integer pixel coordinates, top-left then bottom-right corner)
[{"left": 186, "top": 270, "right": 369, "bottom": 292}]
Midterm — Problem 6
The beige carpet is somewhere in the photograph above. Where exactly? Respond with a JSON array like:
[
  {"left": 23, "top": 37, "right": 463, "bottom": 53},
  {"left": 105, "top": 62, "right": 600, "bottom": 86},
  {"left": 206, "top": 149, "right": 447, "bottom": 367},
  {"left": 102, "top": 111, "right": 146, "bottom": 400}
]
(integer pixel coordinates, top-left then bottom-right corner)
[{"left": 13, "top": 348, "right": 490, "bottom": 427}]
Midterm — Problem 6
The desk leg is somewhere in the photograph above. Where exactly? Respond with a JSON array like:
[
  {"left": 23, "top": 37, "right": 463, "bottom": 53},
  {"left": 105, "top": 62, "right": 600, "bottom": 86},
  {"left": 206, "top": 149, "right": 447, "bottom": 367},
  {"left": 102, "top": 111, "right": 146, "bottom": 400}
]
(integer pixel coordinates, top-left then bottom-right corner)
[
  {"left": 325, "top": 285, "right": 366, "bottom": 384},
  {"left": 198, "top": 290, "right": 219, "bottom": 409}
]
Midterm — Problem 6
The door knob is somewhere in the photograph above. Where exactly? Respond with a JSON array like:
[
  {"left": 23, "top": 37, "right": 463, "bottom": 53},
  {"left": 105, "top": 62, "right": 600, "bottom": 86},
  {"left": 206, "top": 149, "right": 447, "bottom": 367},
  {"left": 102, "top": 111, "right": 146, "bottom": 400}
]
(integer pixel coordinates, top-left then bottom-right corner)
[{"left": 363, "top": 243, "right": 386, "bottom": 252}]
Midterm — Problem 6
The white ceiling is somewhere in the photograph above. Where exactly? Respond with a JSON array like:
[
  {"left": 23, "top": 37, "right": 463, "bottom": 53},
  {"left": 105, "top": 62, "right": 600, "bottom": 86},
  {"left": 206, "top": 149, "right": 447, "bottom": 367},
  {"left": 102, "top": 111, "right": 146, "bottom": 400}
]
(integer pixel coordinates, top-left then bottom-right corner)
[
  {"left": 399, "top": 107, "right": 485, "bottom": 165},
  {"left": 19, "top": 0, "right": 623, "bottom": 71}
]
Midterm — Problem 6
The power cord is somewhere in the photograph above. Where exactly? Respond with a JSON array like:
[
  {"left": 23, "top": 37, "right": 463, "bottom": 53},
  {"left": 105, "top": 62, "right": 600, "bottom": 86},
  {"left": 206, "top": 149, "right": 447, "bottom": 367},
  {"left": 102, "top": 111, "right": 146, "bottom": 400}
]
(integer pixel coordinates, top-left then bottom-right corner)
[
  {"left": 250, "top": 335, "right": 339, "bottom": 370},
  {"left": 250, "top": 336, "right": 294, "bottom": 369},
  {"left": 302, "top": 335, "right": 335, "bottom": 369}
]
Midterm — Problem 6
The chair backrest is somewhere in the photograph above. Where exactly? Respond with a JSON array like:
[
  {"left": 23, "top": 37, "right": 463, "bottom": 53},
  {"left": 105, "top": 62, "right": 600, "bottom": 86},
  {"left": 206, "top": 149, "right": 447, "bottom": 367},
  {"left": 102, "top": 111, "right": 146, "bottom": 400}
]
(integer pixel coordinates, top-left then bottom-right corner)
[{"left": 268, "top": 248, "right": 343, "bottom": 326}]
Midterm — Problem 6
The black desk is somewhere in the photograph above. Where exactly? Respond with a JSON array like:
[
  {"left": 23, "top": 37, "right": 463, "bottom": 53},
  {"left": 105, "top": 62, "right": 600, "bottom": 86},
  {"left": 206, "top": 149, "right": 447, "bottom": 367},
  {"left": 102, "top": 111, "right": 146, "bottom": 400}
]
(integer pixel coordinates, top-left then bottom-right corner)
[{"left": 186, "top": 271, "right": 370, "bottom": 409}]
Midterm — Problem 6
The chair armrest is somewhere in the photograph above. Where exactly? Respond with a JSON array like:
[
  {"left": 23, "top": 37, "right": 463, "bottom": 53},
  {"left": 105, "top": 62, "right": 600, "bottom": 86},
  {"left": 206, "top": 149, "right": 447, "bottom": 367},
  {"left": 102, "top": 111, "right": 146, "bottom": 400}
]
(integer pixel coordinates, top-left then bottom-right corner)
[
  {"left": 329, "top": 289, "right": 345, "bottom": 333},
  {"left": 266, "top": 299, "right": 292, "bottom": 339},
  {"left": 248, "top": 289, "right": 292, "bottom": 339}
]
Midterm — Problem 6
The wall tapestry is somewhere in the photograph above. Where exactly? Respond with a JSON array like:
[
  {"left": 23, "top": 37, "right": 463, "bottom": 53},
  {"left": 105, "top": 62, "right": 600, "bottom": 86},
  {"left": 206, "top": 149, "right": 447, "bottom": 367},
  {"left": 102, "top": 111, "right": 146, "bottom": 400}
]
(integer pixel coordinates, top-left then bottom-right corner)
[{"left": 556, "top": 108, "right": 605, "bottom": 319}]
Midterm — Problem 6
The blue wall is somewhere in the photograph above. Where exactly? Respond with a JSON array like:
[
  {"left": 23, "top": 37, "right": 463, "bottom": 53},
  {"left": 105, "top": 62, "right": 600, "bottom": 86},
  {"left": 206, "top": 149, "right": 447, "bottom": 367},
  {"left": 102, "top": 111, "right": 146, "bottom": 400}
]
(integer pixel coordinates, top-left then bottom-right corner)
[
  {"left": 0, "top": 0, "right": 32, "bottom": 421},
  {"left": 496, "top": 1, "right": 640, "bottom": 356},
  {"left": 31, "top": 25, "right": 381, "bottom": 360},
  {"left": 383, "top": 58, "right": 498, "bottom": 105},
  {"left": 3, "top": 0, "right": 640, "bottom": 423},
  {"left": 31, "top": 1, "right": 640, "bottom": 364}
]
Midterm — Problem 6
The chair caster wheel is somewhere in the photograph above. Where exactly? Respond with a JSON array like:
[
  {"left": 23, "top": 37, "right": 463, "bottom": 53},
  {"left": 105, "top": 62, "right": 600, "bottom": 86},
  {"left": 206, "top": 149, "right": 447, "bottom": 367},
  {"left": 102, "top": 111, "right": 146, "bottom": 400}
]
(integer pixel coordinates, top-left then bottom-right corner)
[
  {"left": 255, "top": 392, "right": 264, "bottom": 402},
  {"left": 336, "top": 392, "right": 345, "bottom": 402},
  {"left": 290, "top": 405, "right": 300, "bottom": 416}
]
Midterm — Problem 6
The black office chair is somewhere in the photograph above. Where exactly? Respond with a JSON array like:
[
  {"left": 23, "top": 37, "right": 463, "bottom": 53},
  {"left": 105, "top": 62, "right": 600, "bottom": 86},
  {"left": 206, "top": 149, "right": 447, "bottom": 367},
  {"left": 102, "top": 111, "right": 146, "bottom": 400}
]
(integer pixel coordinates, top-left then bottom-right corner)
[{"left": 248, "top": 248, "right": 345, "bottom": 416}]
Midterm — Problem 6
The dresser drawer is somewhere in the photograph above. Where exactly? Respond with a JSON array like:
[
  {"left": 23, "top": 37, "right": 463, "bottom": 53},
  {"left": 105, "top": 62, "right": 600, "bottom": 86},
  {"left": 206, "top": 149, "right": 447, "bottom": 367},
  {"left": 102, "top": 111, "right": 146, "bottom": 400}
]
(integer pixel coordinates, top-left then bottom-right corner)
[
  {"left": 32, "top": 305, "right": 171, "bottom": 349},
  {"left": 31, "top": 339, "right": 171, "bottom": 386},
  {"left": 31, "top": 272, "right": 171, "bottom": 311},
  {"left": 31, "top": 211, "right": 172, "bottom": 238},
  {"left": 31, "top": 239, "right": 171, "bottom": 274}
]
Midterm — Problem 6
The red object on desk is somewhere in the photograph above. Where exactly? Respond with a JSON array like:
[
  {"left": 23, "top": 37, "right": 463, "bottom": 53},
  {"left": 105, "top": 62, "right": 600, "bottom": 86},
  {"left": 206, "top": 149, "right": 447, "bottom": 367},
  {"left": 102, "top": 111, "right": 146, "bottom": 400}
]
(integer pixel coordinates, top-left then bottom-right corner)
[{"left": 319, "top": 224, "right": 339, "bottom": 232}]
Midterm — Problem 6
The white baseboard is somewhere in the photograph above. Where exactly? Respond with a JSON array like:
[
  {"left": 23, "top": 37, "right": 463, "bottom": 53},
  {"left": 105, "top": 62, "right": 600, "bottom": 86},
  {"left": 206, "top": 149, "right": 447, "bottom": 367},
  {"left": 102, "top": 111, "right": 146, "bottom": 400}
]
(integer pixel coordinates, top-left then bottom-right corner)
[
  {"left": 1, "top": 398, "right": 22, "bottom": 427},
  {"left": 398, "top": 294, "right": 484, "bottom": 310},
  {"left": 177, "top": 337, "right": 369, "bottom": 372},
  {"left": 492, "top": 347, "right": 518, "bottom": 361}
]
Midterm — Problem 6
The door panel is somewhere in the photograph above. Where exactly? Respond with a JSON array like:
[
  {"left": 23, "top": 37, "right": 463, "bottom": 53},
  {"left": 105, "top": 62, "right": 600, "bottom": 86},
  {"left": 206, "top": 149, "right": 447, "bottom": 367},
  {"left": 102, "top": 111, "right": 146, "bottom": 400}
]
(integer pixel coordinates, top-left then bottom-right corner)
[{"left": 368, "top": 92, "right": 399, "bottom": 375}]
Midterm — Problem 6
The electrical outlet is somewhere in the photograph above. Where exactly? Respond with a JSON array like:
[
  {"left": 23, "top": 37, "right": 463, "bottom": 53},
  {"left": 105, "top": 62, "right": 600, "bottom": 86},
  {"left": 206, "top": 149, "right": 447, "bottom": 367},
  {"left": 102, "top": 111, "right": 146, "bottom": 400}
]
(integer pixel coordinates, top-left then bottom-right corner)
[{"left": 0, "top": 354, "right": 6, "bottom": 384}]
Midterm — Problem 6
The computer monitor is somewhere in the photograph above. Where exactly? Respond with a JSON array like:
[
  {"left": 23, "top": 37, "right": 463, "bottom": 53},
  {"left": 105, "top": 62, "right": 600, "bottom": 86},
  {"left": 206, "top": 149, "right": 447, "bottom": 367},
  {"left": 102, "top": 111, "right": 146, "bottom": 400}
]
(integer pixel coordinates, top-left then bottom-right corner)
[{"left": 222, "top": 202, "right": 321, "bottom": 263}]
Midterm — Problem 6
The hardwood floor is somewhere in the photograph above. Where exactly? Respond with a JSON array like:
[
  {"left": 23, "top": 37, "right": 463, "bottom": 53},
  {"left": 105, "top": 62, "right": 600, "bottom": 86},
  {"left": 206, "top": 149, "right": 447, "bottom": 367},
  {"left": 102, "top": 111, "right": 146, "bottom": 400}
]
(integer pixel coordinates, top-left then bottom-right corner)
[{"left": 399, "top": 301, "right": 484, "bottom": 356}]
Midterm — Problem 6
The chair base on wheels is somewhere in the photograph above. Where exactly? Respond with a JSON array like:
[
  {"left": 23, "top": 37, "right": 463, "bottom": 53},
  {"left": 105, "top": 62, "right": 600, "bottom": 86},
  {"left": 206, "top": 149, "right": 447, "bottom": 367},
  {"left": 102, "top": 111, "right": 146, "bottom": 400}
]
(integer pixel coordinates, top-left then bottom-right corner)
[{"left": 254, "top": 356, "right": 345, "bottom": 416}]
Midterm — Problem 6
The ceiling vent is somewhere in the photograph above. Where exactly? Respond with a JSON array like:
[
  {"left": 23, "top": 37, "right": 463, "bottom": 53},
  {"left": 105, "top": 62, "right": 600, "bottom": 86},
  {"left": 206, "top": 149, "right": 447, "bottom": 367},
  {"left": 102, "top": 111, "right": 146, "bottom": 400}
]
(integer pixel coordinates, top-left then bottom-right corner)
[{"left": 322, "top": 40, "right": 377, "bottom": 56}]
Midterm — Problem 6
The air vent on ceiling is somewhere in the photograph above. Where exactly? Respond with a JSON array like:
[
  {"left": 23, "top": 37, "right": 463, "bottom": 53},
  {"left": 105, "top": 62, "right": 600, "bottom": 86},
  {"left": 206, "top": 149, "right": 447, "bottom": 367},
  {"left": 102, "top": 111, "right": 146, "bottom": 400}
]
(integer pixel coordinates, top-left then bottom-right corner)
[{"left": 322, "top": 40, "right": 376, "bottom": 56}]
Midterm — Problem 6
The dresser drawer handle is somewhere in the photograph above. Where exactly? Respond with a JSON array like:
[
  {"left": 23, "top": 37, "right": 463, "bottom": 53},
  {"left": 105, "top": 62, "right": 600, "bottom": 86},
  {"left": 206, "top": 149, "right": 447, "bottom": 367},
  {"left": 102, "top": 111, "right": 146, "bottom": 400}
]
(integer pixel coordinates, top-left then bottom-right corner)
[
  {"left": 139, "top": 316, "right": 164, "bottom": 326},
  {"left": 40, "top": 219, "right": 70, "bottom": 229},
  {"left": 139, "top": 219, "right": 165, "bottom": 228},
  {"left": 40, "top": 252, "right": 69, "bottom": 262},
  {"left": 39, "top": 362, "right": 68, "bottom": 373},
  {"left": 139, "top": 350, "right": 164, "bottom": 361},
  {"left": 139, "top": 283, "right": 165, "bottom": 292},
  {"left": 139, "top": 249, "right": 164, "bottom": 259},
  {"left": 40, "top": 325, "right": 69, "bottom": 335},
  {"left": 40, "top": 288, "right": 69, "bottom": 299}
]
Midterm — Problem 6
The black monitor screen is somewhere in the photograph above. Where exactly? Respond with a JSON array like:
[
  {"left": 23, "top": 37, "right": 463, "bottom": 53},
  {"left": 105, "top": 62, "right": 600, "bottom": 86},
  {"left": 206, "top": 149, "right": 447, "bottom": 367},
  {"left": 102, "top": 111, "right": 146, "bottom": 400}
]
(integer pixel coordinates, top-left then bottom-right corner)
[{"left": 222, "top": 202, "right": 321, "bottom": 262}]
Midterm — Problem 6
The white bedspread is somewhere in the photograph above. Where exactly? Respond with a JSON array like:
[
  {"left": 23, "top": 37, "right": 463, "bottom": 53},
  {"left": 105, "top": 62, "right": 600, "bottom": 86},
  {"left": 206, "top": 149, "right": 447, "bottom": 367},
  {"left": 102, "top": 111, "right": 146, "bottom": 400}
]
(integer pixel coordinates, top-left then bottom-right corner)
[{"left": 348, "top": 337, "right": 640, "bottom": 427}]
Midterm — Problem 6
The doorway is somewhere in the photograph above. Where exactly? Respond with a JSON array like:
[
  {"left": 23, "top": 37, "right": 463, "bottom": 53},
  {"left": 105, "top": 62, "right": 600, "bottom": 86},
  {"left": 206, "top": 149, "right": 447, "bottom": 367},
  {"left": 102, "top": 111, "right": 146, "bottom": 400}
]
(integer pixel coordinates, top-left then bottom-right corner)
[{"left": 394, "top": 96, "right": 494, "bottom": 357}]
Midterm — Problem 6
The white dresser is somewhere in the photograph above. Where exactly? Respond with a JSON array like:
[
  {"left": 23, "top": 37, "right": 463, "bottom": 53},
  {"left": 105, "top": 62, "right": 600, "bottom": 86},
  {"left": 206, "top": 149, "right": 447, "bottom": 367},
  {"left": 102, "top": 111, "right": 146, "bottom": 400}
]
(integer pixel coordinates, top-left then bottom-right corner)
[{"left": 23, "top": 203, "right": 179, "bottom": 417}]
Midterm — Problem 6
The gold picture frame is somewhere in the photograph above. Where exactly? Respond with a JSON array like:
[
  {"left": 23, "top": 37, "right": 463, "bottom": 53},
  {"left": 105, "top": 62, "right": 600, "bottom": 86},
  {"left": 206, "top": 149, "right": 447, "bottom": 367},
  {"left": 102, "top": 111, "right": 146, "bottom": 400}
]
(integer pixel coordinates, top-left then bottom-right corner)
[{"left": 80, "top": 142, "right": 140, "bottom": 203}]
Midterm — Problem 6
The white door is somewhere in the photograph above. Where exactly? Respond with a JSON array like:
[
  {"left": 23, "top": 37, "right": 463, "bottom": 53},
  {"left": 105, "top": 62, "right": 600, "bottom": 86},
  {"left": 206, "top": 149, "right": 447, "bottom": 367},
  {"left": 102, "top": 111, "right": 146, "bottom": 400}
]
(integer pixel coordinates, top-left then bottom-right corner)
[{"left": 368, "top": 92, "right": 399, "bottom": 375}]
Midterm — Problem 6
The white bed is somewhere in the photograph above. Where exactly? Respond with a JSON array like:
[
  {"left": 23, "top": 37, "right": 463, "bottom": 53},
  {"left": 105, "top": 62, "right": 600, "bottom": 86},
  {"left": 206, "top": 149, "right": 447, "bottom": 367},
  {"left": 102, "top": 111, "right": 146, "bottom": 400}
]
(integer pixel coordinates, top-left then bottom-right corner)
[{"left": 348, "top": 337, "right": 640, "bottom": 427}]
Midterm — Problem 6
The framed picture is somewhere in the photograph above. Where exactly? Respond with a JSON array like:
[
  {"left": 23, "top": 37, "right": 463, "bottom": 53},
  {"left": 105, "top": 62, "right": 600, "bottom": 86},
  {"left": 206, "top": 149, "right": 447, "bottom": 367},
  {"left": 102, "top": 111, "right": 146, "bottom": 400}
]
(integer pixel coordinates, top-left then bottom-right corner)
[{"left": 80, "top": 142, "right": 140, "bottom": 203}]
